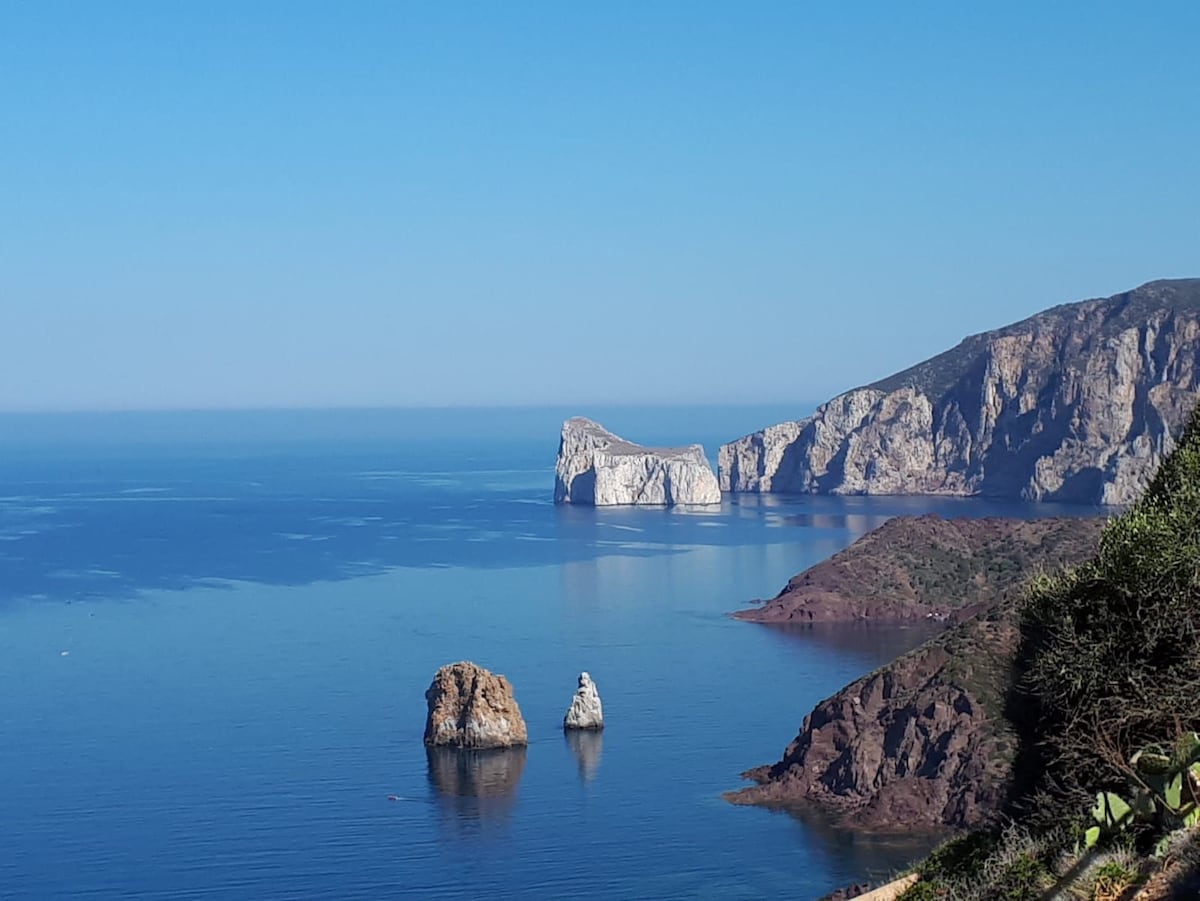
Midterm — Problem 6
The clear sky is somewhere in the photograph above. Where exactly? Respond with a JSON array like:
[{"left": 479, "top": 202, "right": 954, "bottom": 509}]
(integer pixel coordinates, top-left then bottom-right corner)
[{"left": 2, "top": 1, "right": 1197, "bottom": 412}]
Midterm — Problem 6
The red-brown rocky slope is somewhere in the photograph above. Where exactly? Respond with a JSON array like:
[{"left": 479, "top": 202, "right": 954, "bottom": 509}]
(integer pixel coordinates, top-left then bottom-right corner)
[
  {"left": 727, "top": 606, "right": 1020, "bottom": 829},
  {"left": 726, "top": 516, "right": 1106, "bottom": 830},
  {"left": 734, "top": 514, "right": 1104, "bottom": 624}
]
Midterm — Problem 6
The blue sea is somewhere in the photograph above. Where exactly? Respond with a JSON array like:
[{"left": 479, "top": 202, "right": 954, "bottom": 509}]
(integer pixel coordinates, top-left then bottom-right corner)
[{"left": 0, "top": 407, "right": 1099, "bottom": 899}]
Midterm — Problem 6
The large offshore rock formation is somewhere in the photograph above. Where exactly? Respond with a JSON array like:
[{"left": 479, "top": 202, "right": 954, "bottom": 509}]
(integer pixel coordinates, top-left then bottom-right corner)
[
  {"left": 563, "top": 671, "right": 604, "bottom": 731},
  {"left": 720, "top": 279, "right": 1200, "bottom": 504},
  {"left": 423, "top": 661, "right": 528, "bottom": 749},
  {"left": 555, "top": 417, "right": 721, "bottom": 506}
]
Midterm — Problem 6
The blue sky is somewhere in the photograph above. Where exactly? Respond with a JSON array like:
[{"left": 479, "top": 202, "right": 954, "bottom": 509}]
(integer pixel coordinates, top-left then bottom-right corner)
[{"left": 2, "top": 1, "right": 1197, "bottom": 411}]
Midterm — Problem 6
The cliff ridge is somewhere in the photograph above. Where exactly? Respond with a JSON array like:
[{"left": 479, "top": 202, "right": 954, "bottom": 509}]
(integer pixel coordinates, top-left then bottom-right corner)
[{"left": 720, "top": 279, "right": 1200, "bottom": 504}]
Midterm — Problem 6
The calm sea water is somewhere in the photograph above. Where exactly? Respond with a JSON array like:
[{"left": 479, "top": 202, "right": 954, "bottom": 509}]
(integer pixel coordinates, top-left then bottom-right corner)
[{"left": 0, "top": 407, "right": 1100, "bottom": 899}]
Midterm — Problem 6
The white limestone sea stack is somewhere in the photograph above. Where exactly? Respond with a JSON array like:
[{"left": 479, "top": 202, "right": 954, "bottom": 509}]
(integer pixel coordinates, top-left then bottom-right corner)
[
  {"left": 554, "top": 417, "right": 721, "bottom": 506},
  {"left": 563, "top": 672, "right": 604, "bottom": 731}
]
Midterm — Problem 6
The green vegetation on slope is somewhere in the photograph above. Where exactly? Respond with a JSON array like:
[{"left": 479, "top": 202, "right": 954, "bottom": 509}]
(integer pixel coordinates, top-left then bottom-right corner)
[
  {"left": 1019, "top": 402, "right": 1200, "bottom": 799},
  {"left": 897, "top": 402, "right": 1200, "bottom": 899}
]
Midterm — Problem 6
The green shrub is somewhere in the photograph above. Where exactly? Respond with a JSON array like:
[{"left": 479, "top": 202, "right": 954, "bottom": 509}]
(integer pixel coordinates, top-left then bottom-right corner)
[
  {"left": 896, "top": 880, "right": 946, "bottom": 901},
  {"left": 1015, "top": 405, "right": 1200, "bottom": 804},
  {"left": 917, "top": 831, "right": 997, "bottom": 883},
  {"left": 991, "top": 850, "right": 1053, "bottom": 899}
]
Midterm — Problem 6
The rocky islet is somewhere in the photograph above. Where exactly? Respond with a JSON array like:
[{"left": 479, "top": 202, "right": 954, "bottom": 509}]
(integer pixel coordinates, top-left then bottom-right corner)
[
  {"left": 423, "top": 661, "right": 529, "bottom": 750},
  {"left": 554, "top": 416, "right": 721, "bottom": 506},
  {"left": 563, "top": 671, "right": 604, "bottom": 731}
]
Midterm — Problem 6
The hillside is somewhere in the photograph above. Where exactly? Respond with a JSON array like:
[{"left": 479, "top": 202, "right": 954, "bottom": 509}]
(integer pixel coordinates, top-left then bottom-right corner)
[
  {"left": 721, "top": 279, "right": 1200, "bottom": 504},
  {"left": 734, "top": 515, "right": 1104, "bottom": 624},
  {"left": 782, "top": 403, "right": 1200, "bottom": 899}
]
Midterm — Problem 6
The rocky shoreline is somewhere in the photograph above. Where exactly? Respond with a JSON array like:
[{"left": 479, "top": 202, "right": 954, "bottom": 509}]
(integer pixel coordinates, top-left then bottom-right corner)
[{"left": 725, "top": 515, "right": 1104, "bottom": 831}]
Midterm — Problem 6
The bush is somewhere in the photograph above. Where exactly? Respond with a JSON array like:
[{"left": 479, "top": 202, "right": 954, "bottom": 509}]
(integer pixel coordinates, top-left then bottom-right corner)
[{"left": 1015, "top": 405, "right": 1200, "bottom": 802}]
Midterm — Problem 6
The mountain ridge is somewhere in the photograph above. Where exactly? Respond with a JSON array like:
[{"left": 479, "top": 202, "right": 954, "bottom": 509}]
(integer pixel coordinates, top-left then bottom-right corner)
[{"left": 720, "top": 278, "right": 1200, "bottom": 504}]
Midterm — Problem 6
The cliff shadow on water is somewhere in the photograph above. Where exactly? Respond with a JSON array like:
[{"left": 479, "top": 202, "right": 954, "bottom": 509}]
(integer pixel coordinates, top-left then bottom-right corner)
[{"left": 769, "top": 800, "right": 950, "bottom": 886}]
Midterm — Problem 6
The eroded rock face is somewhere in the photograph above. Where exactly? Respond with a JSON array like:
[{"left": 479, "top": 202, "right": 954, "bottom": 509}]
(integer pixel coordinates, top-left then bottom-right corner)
[
  {"left": 423, "top": 661, "right": 528, "bottom": 749},
  {"left": 563, "top": 671, "right": 604, "bottom": 730},
  {"left": 555, "top": 417, "right": 721, "bottom": 506},
  {"left": 720, "top": 279, "right": 1200, "bottom": 504},
  {"left": 725, "top": 607, "right": 1021, "bottom": 830}
]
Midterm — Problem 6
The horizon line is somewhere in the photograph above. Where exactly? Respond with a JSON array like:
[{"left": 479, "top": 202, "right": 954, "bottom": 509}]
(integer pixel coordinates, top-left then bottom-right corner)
[{"left": 0, "top": 399, "right": 817, "bottom": 417}]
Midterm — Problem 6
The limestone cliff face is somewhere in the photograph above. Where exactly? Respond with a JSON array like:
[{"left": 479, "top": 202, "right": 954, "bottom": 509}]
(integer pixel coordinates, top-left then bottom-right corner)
[
  {"left": 720, "top": 279, "right": 1200, "bottom": 504},
  {"left": 555, "top": 417, "right": 721, "bottom": 506},
  {"left": 726, "top": 607, "right": 1021, "bottom": 830}
]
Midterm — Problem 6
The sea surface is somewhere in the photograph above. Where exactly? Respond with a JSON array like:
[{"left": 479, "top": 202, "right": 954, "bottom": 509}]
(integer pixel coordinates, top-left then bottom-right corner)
[{"left": 0, "top": 407, "right": 1102, "bottom": 899}]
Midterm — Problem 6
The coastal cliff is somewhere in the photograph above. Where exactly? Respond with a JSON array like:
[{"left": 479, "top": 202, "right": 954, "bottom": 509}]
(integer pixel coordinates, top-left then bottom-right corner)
[
  {"left": 727, "top": 604, "right": 1023, "bottom": 830},
  {"left": 555, "top": 417, "right": 721, "bottom": 506},
  {"left": 726, "top": 516, "right": 1104, "bottom": 830},
  {"left": 735, "top": 515, "right": 1104, "bottom": 624},
  {"left": 720, "top": 278, "right": 1200, "bottom": 504}
]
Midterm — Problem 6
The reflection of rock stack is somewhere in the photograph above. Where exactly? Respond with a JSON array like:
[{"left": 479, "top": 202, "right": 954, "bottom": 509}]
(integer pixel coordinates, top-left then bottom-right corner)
[
  {"left": 426, "top": 746, "right": 528, "bottom": 798},
  {"left": 424, "top": 661, "right": 528, "bottom": 749},
  {"left": 564, "top": 730, "right": 603, "bottom": 782}
]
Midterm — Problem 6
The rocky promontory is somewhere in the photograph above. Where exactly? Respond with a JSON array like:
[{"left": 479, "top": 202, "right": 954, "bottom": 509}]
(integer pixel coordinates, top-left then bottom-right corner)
[
  {"left": 726, "top": 515, "right": 1104, "bottom": 830},
  {"left": 727, "top": 604, "right": 1022, "bottom": 830},
  {"left": 555, "top": 417, "right": 721, "bottom": 506},
  {"left": 720, "top": 278, "right": 1200, "bottom": 504},
  {"left": 735, "top": 515, "right": 1105, "bottom": 624},
  {"left": 423, "top": 661, "right": 528, "bottom": 749}
]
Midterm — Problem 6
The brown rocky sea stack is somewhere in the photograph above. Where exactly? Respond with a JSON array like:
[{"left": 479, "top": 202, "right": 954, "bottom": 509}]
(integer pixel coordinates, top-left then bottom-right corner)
[{"left": 423, "top": 661, "right": 529, "bottom": 749}]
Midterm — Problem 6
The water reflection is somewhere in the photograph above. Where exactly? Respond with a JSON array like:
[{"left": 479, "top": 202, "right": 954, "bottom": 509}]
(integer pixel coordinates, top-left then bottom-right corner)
[
  {"left": 755, "top": 622, "right": 944, "bottom": 668},
  {"left": 774, "top": 802, "right": 947, "bottom": 886},
  {"left": 425, "top": 746, "right": 527, "bottom": 833},
  {"left": 564, "top": 730, "right": 603, "bottom": 782}
]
